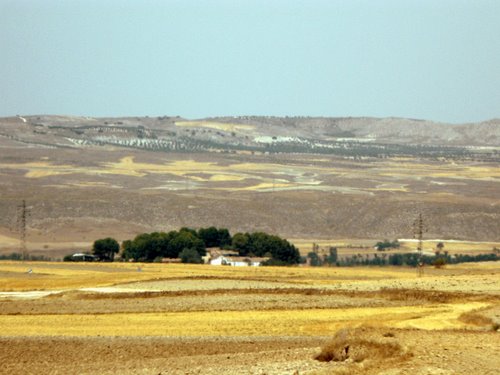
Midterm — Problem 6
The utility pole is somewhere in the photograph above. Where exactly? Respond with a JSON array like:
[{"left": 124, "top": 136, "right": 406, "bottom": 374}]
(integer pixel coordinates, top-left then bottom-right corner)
[
  {"left": 17, "top": 200, "right": 30, "bottom": 261},
  {"left": 413, "top": 213, "right": 427, "bottom": 276}
]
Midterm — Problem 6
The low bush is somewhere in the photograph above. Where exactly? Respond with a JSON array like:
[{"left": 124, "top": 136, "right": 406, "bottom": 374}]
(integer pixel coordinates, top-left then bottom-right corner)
[{"left": 315, "top": 328, "right": 408, "bottom": 364}]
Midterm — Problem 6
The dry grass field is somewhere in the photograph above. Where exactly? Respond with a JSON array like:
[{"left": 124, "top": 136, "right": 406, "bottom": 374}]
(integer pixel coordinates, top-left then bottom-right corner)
[{"left": 0, "top": 261, "right": 498, "bottom": 374}]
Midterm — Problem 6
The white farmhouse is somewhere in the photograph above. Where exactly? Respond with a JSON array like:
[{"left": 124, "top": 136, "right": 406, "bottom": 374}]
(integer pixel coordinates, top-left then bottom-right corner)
[
  {"left": 208, "top": 248, "right": 269, "bottom": 266},
  {"left": 209, "top": 255, "right": 269, "bottom": 267}
]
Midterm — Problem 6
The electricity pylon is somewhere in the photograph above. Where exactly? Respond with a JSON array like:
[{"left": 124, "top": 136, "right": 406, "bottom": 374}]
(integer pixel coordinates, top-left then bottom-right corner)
[
  {"left": 413, "top": 213, "right": 427, "bottom": 276},
  {"left": 17, "top": 200, "right": 30, "bottom": 261}
]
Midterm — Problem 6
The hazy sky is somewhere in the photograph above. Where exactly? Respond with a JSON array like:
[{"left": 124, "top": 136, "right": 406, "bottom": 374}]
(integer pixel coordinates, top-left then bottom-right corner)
[{"left": 1, "top": 0, "right": 499, "bottom": 123}]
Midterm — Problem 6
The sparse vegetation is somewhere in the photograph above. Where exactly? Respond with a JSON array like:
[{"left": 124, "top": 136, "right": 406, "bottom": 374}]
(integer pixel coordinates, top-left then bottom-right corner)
[
  {"left": 315, "top": 327, "right": 407, "bottom": 364},
  {"left": 0, "top": 252, "right": 52, "bottom": 261}
]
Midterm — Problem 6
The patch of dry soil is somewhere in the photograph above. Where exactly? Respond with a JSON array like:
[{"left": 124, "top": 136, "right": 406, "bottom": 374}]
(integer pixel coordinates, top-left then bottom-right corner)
[{"left": 0, "top": 330, "right": 498, "bottom": 375}]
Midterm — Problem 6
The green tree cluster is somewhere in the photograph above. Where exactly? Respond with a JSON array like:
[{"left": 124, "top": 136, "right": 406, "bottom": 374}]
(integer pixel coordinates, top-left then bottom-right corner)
[
  {"left": 121, "top": 228, "right": 206, "bottom": 262},
  {"left": 231, "top": 232, "right": 301, "bottom": 265},
  {"left": 92, "top": 237, "right": 120, "bottom": 261},
  {"left": 197, "top": 227, "right": 231, "bottom": 248}
]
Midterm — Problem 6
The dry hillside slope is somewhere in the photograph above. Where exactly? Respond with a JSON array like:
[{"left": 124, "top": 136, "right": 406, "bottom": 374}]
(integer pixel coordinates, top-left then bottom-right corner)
[{"left": 0, "top": 115, "right": 498, "bottom": 254}]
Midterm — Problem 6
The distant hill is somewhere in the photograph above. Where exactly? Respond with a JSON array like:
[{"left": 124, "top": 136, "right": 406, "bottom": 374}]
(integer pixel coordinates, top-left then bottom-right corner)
[{"left": 1, "top": 115, "right": 499, "bottom": 155}]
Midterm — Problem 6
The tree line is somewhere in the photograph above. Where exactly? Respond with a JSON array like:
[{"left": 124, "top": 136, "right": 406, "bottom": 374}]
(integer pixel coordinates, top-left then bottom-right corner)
[{"left": 305, "top": 251, "right": 499, "bottom": 267}]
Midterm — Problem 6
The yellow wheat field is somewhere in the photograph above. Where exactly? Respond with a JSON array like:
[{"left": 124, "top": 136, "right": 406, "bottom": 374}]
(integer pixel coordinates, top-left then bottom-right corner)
[
  {"left": 2, "top": 260, "right": 499, "bottom": 294},
  {"left": 0, "top": 302, "right": 489, "bottom": 337},
  {"left": 0, "top": 261, "right": 416, "bottom": 291},
  {"left": 0, "top": 260, "right": 498, "bottom": 347}
]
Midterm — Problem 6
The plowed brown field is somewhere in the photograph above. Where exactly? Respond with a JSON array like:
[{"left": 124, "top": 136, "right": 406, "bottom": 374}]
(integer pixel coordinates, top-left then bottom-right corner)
[{"left": 0, "top": 261, "right": 498, "bottom": 374}]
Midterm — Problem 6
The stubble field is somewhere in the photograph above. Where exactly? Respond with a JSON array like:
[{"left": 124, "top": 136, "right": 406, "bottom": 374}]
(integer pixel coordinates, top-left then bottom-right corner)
[{"left": 0, "top": 261, "right": 498, "bottom": 374}]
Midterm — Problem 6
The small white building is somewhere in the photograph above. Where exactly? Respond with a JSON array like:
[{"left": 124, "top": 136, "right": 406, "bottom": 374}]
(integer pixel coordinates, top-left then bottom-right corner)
[
  {"left": 209, "top": 255, "right": 228, "bottom": 266},
  {"left": 71, "top": 253, "right": 97, "bottom": 261},
  {"left": 210, "top": 255, "right": 269, "bottom": 267}
]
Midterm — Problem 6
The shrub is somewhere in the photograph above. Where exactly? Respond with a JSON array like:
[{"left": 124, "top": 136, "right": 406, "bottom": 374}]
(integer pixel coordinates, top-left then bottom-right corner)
[
  {"left": 315, "top": 328, "right": 407, "bottom": 364},
  {"left": 433, "top": 257, "right": 446, "bottom": 268}
]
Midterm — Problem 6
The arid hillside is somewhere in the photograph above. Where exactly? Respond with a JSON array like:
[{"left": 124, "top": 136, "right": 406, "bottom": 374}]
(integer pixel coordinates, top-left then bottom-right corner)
[{"left": 0, "top": 115, "right": 498, "bottom": 254}]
